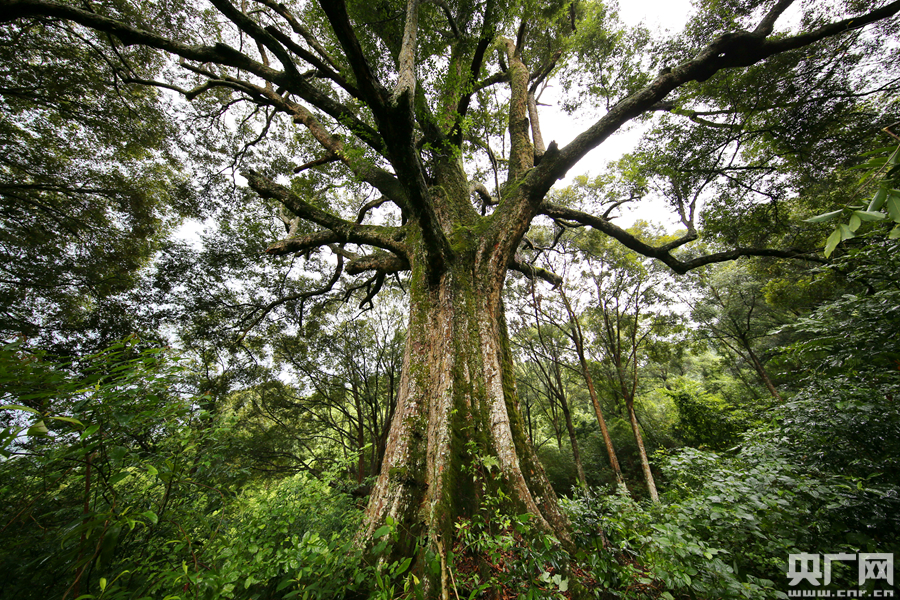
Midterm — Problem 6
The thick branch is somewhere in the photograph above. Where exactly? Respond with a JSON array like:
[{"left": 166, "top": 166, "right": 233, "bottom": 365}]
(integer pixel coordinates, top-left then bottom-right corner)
[
  {"left": 263, "top": 25, "right": 361, "bottom": 98},
  {"left": 509, "top": 257, "right": 562, "bottom": 286},
  {"left": 393, "top": 0, "right": 420, "bottom": 103},
  {"left": 252, "top": 0, "right": 344, "bottom": 71},
  {"left": 449, "top": 0, "right": 495, "bottom": 145},
  {"left": 528, "top": 91, "right": 546, "bottom": 158},
  {"left": 316, "top": 0, "right": 389, "bottom": 111},
  {"left": 528, "top": 0, "right": 900, "bottom": 196},
  {"left": 247, "top": 171, "right": 408, "bottom": 257},
  {"left": 425, "top": 0, "right": 460, "bottom": 38},
  {"left": 266, "top": 231, "right": 343, "bottom": 256},
  {"left": 0, "top": 0, "right": 389, "bottom": 159},
  {"left": 754, "top": 0, "right": 796, "bottom": 37},
  {"left": 501, "top": 37, "right": 533, "bottom": 184},
  {"left": 345, "top": 253, "right": 411, "bottom": 275},
  {"left": 540, "top": 202, "right": 821, "bottom": 274}
]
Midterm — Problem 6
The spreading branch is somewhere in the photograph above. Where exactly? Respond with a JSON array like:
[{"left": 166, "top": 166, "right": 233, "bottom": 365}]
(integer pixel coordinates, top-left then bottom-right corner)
[
  {"left": 246, "top": 171, "right": 408, "bottom": 258},
  {"left": 528, "top": 0, "right": 900, "bottom": 198},
  {"left": 540, "top": 202, "right": 822, "bottom": 274}
]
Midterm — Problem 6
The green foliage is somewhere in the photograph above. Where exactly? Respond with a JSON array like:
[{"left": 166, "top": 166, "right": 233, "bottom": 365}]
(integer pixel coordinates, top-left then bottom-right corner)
[
  {"left": 0, "top": 20, "right": 201, "bottom": 352},
  {"left": 806, "top": 139, "right": 900, "bottom": 255},
  {"left": 449, "top": 485, "right": 575, "bottom": 600},
  {"left": 179, "top": 474, "right": 362, "bottom": 600},
  {"left": 666, "top": 379, "right": 751, "bottom": 450},
  {"left": 565, "top": 440, "right": 876, "bottom": 600},
  {"left": 0, "top": 338, "right": 230, "bottom": 600},
  {"left": 0, "top": 338, "right": 387, "bottom": 600}
]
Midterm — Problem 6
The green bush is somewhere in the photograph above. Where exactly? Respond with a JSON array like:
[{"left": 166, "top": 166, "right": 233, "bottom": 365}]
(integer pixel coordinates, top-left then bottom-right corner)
[{"left": 0, "top": 339, "right": 371, "bottom": 600}]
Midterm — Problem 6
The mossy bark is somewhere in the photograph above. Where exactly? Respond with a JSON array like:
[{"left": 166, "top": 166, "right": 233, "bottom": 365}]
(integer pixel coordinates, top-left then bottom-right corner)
[{"left": 359, "top": 218, "right": 570, "bottom": 595}]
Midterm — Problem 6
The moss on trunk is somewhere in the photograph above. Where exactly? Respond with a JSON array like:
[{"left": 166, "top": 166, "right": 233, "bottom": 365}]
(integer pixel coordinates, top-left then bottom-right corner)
[{"left": 359, "top": 223, "right": 571, "bottom": 596}]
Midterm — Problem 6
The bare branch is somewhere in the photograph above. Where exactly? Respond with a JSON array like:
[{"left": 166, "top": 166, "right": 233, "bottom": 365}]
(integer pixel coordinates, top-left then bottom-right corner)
[
  {"left": 356, "top": 196, "right": 391, "bottom": 224},
  {"left": 237, "top": 254, "right": 344, "bottom": 340},
  {"left": 293, "top": 153, "right": 339, "bottom": 173},
  {"left": 470, "top": 182, "right": 496, "bottom": 208},
  {"left": 450, "top": 0, "right": 496, "bottom": 145},
  {"left": 528, "top": 91, "right": 546, "bottom": 158}
]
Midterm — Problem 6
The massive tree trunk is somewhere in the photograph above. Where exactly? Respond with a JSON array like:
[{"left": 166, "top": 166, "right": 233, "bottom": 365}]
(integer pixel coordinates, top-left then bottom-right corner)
[{"left": 359, "top": 221, "right": 571, "bottom": 585}]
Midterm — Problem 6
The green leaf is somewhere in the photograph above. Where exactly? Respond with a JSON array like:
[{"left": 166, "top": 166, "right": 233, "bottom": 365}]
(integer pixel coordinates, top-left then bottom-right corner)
[
  {"left": 141, "top": 510, "right": 159, "bottom": 525},
  {"left": 26, "top": 420, "right": 49, "bottom": 436},
  {"left": 852, "top": 210, "right": 886, "bottom": 221},
  {"left": 888, "top": 194, "right": 900, "bottom": 223},
  {"left": 481, "top": 455, "right": 499, "bottom": 472},
  {"left": 49, "top": 415, "right": 84, "bottom": 428},
  {"left": 804, "top": 209, "right": 843, "bottom": 223},
  {"left": 868, "top": 187, "right": 888, "bottom": 212},
  {"left": 373, "top": 525, "right": 391, "bottom": 539},
  {"left": 276, "top": 578, "right": 294, "bottom": 593},
  {"left": 99, "top": 577, "right": 107, "bottom": 592},
  {"left": 83, "top": 423, "right": 101, "bottom": 438},
  {"left": 890, "top": 225, "right": 900, "bottom": 239},
  {"left": 858, "top": 146, "right": 897, "bottom": 157},
  {"left": 395, "top": 556, "right": 412, "bottom": 575},
  {"left": 838, "top": 223, "right": 855, "bottom": 240},
  {"left": 848, "top": 214, "right": 861, "bottom": 232},
  {"left": 0, "top": 404, "right": 41, "bottom": 415},
  {"left": 146, "top": 465, "right": 159, "bottom": 478},
  {"left": 824, "top": 227, "right": 842, "bottom": 257}
]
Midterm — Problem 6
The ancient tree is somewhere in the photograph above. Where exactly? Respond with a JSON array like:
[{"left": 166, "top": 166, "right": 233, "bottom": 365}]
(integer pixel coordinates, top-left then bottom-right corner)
[{"left": 3, "top": 0, "right": 898, "bottom": 590}]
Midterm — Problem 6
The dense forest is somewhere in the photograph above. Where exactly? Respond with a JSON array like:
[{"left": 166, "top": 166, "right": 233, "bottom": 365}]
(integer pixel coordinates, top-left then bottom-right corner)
[{"left": 1, "top": 0, "right": 899, "bottom": 598}]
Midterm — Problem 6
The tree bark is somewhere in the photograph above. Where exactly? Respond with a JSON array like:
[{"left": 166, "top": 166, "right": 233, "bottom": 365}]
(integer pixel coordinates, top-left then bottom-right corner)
[
  {"left": 554, "top": 377, "right": 587, "bottom": 487},
  {"left": 624, "top": 393, "right": 659, "bottom": 503},
  {"left": 743, "top": 341, "right": 783, "bottom": 402},
  {"left": 359, "top": 236, "right": 571, "bottom": 592}
]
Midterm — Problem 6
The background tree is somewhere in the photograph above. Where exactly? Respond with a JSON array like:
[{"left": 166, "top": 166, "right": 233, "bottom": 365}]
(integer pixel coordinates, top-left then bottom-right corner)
[
  {"left": 574, "top": 222, "right": 679, "bottom": 502},
  {"left": 514, "top": 288, "right": 589, "bottom": 488},
  {"left": 0, "top": 17, "right": 204, "bottom": 354},
  {"left": 690, "top": 260, "right": 791, "bottom": 401}
]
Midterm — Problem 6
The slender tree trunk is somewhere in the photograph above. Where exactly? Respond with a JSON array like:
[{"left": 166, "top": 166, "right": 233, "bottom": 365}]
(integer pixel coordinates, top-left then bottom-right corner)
[
  {"left": 555, "top": 383, "right": 587, "bottom": 487},
  {"left": 624, "top": 394, "right": 659, "bottom": 502},
  {"left": 351, "top": 384, "right": 365, "bottom": 483},
  {"left": 560, "top": 289, "right": 627, "bottom": 489},
  {"left": 744, "top": 344, "right": 783, "bottom": 402},
  {"left": 582, "top": 364, "right": 626, "bottom": 489}
]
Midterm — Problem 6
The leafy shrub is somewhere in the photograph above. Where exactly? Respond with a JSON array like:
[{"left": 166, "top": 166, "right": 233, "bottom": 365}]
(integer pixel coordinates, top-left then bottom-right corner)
[
  {"left": 0, "top": 339, "right": 369, "bottom": 600},
  {"left": 665, "top": 380, "right": 752, "bottom": 450}
]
